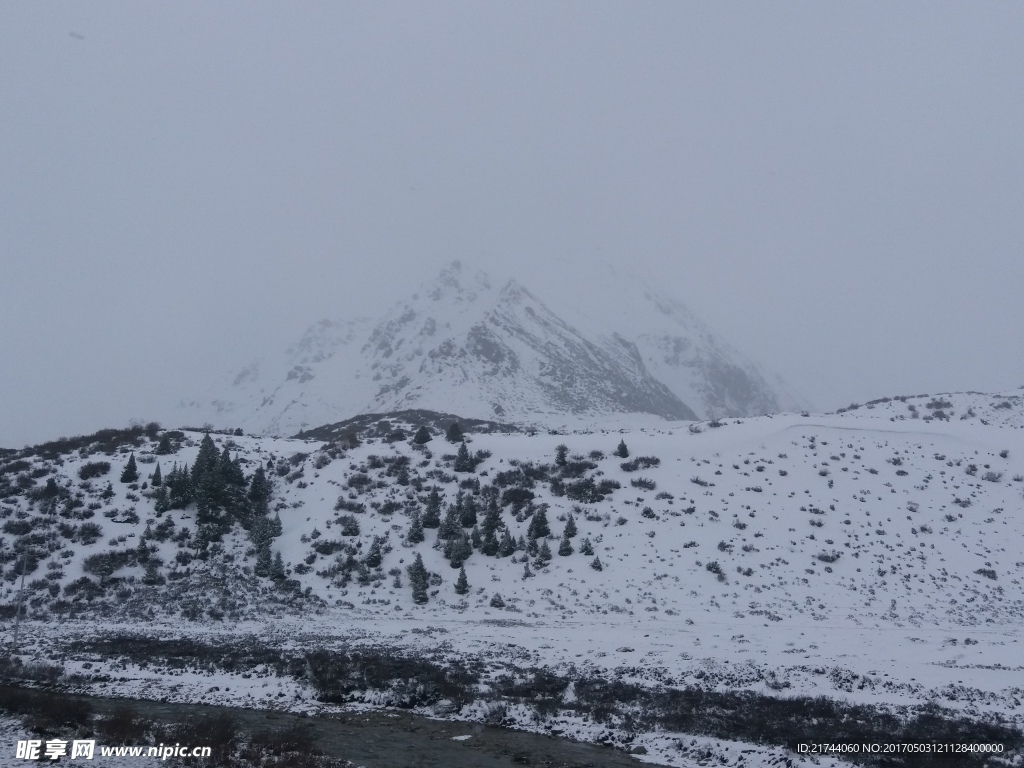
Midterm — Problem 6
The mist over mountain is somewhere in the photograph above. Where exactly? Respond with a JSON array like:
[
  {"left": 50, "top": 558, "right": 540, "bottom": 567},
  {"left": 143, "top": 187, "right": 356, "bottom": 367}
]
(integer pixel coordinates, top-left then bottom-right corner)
[{"left": 180, "top": 262, "right": 805, "bottom": 436}]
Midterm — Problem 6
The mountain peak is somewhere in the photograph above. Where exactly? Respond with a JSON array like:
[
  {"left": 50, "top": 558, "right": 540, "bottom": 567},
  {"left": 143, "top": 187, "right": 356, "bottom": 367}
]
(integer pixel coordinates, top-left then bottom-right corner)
[
  {"left": 424, "top": 260, "right": 493, "bottom": 303},
  {"left": 182, "top": 263, "right": 802, "bottom": 434}
]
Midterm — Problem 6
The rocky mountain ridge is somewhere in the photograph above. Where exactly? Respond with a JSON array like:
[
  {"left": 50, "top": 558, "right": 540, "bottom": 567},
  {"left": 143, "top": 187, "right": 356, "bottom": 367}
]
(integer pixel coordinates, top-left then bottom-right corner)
[{"left": 180, "top": 262, "right": 804, "bottom": 437}]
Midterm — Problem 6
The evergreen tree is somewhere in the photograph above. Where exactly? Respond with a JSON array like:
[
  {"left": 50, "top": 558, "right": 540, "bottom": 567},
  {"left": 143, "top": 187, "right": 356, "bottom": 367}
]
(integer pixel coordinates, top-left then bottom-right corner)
[
  {"left": 446, "top": 531, "right": 472, "bottom": 568},
  {"left": 515, "top": 535, "right": 527, "bottom": 552},
  {"left": 454, "top": 442, "right": 473, "bottom": 472},
  {"left": 166, "top": 463, "right": 193, "bottom": 509},
  {"left": 497, "top": 529, "right": 515, "bottom": 558},
  {"left": 534, "top": 539, "right": 552, "bottom": 568},
  {"left": 155, "top": 434, "right": 173, "bottom": 455},
  {"left": 270, "top": 512, "right": 283, "bottom": 538},
  {"left": 445, "top": 422, "right": 464, "bottom": 443},
  {"left": 422, "top": 487, "right": 442, "bottom": 528},
  {"left": 460, "top": 493, "right": 478, "bottom": 527},
  {"left": 614, "top": 439, "right": 629, "bottom": 458},
  {"left": 192, "top": 434, "right": 220, "bottom": 484},
  {"left": 271, "top": 551, "right": 286, "bottom": 581},
  {"left": 522, "top": 560, "right": 534, "bottom": 579},
  {"left": 438, "top": 503, "right": 462, "bottom": 540},
  {"left": 555, "top": 443, "right": 569, "bottom": 467},
  {"left": 481, "top": 494, "right": 502, "bottom": 536},
  {"left": 558, "top": 535, "right": 573, "bottom": 556},
  {"left": 481, "top": 527, "right": 499, "bottom": 556},
  {"left": 527, "top": 537, "right": 539, "bottom": 556},
  {"left": 406, "top": 509, "right": 425, "bottom": 544},
  {"left": 247, "top": 466, "right": 271, "bottom": 519},
  {"left": 563, "top": 514, "right": 577, "bottom": 539},
  {"left": 142, "top": 560, "right": 165, "bottom": 586},
  {"left": 579, "top": 537, "right": 594, "bottom": 556},
  {"left": 151, "top": 463, "right": 162, "bottom": 487},
  {"left": 153, "top": 485, "right": 170, "bottom": 514},
  {"left": 365, "top": 537, "right": 383, "bottom": 569},
  {"left": 590, "top": 555, "right": 603, "bottom": 571},
  {"left": 470, "top": 525, "right": 482, "bottom": 549},
  {"left": 454, "top": 566, "right": 469, "bottom": 595},
  {"left": 527, "top": 507, "right": 550, "bottom": 540},
  {"left": 413, "top": 426, "right": 433, "bottom": 444},
  {"left": 407, "top": 553, "right": 429, "bottom": 604},
  {"left": 120, "top": 453, "right": 139, "bottom": 483}
]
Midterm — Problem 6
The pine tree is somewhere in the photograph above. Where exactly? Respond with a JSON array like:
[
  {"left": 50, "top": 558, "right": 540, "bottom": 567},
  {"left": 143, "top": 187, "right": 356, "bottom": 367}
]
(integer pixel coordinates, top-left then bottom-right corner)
[
  {"left": 153, "top": 485, "right": 170, "bottom": 514},
  {"left": 406, "top": 509, "right": 425, "bottom": 544},
  {"left": 271, "top": 551, "right": 286, "bottom": 581},
  {"left": 481, "top": 494, "right": 502, "bottom": 536},
  {"left": 590, "top": 555, "right": 603, "bottom": 571},
  {"left": 563, "top": 514, "right": 577, "bottom": 539},
  {"left": 120, "top": 453, "right": 139, "bottom": 483},
  {"left": 614, "top": 439, "right": 629, "bottom": 458},
  {"left": 460, "top": 493, "right": 478, "bottom": 527},
  {"left": 555, "top": 443, "right": 569, "bottom": 467},
  {"left": 422, "top": 487, "right": 442, "bottom": 528},
  {"left": 481, "top": 528, "right": 499, "bottom": 556},
  {"left": 447, "top": 531, "right": 472, "bottom": 568},
  {"left": 558, "top": 535, "right": 573, "bottom": 556},
  {"left": 579, "top": 537, "right": 594, "bottom": 556},
  {"left": 515, "top": 535, "right": 527, "bottom": 552},
  {"left": 166, "top": 463, "right": 193, "bottom": 509},
  {"left": 270, "top": 512, "right": 283, "bottom": 538},
  {"left": 365, "top": 537, "right": 383, "bottom": 569},
  {"left": 446, "top": 422, "right": 464, "bottom": 443},
  {"left": 155, "top": 434, "right": 173, "bottom": 455},
  {"left": 247, "top": 466, "right": 271, "bottom": 519},
  {"left": 151, "top": 463, "right": 162, "bottom": 487},
  {"left": 454, "top": 442, "right": 473, "bottom": 472},
  {"left": 527, "top": 507, "right": 550, "bottom": 540},
  {"left": 438, "top": 503, "right": 462, "bottom": 540},
  {"left": 470, "top": 525, "right": 482, "bottom": 549},
  {"left": 413, "top": 426, "right": 433, "bottom": 444},
  {"left": 534, "top": 539, "right": 552, "bottom": 568},
  {"left": 497, "top": 529, "right": 515, "bottom": 558},
  {"left": 454, "top": 566, "right": 469, "bottom": 595},
  {"left": 522, "top": 560, "right": 534, "bottom": 579},
  {"left": 192, "top": 434, "right": 219, "bottom": 484},
  {"left": 407, "top": 553, "right": 429, "bottom": 604}
]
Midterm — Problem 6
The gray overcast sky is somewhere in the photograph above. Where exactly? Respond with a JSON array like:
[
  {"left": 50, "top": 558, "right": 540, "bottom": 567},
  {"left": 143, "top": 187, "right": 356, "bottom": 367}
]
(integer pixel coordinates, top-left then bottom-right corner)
[{"left": 2, "top": 2, "right": 1023, "bottom": 447}]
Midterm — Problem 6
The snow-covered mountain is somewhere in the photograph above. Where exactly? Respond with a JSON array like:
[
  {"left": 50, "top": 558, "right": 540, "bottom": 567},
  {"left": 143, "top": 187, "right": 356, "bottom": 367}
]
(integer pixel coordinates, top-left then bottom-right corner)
[
  {"left": 180, "top": 262, "right": 804, "bottom": 437},
  {"left": 4, "top": 388, "right": 1024, "bottom": 766}
]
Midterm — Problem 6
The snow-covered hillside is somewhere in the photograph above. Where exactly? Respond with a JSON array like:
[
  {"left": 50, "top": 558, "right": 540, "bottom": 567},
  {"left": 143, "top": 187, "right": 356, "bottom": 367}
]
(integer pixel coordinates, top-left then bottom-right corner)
[
  {"left": 3, "top": 389, "right": 1023, "bottom": 765},
  {"left": 178, "top": 262, "right": 803, "bottom": 436}
]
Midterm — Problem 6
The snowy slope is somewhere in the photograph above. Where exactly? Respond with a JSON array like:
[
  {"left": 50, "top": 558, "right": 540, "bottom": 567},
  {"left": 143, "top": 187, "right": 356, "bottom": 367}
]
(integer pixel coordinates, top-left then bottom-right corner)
[
  {"left": 179, "top": 262, "right": 802, "bottom": 436},
  {"left": 3, "top": 388, "right": 1024, "bottom": 765}
]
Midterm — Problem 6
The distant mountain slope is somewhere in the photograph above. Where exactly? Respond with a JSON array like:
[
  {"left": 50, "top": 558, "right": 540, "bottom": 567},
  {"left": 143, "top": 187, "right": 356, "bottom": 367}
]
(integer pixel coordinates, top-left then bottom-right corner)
[{"left": 179, "top": 262, "right": 803, "bottom": 436}]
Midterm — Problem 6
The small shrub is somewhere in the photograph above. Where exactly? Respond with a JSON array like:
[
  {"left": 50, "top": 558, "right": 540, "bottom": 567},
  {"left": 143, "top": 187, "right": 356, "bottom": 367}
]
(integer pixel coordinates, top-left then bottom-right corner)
[
  {"left": 338, "top": 515, "right": 360, "bottom": 536},
  {"left": 630, "top": 477, "right": 656, "bottom": 491},
  {"left": 78, "top": 461, "right": 111, "bottom": 481}
]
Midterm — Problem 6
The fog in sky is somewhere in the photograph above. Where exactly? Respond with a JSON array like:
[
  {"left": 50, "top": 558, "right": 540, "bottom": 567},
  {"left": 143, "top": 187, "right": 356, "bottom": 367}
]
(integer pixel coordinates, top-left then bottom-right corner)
[{"left": 2, "top": 2, "right": 1023, "bottom": 447}]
